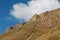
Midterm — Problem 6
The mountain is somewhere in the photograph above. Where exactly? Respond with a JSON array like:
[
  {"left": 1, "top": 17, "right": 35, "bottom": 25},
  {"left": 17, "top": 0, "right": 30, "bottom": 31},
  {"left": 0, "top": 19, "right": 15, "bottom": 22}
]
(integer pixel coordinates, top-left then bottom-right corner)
[{"left": 0, "top": 8, "right": 60, "bottom": 40}]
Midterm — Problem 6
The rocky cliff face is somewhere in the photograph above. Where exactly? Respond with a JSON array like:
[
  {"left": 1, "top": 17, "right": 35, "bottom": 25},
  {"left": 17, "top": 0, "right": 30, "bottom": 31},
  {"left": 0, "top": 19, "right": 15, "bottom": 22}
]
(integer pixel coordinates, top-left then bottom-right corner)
[{"left": 0, "top": 8, "right": 60, "bottom": 40}]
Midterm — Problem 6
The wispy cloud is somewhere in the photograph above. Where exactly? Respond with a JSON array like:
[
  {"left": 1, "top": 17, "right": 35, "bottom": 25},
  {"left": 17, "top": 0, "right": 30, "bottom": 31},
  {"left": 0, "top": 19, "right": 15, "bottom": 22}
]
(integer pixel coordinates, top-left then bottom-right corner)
[
  {"left": 5, "top": 17, "right": 13, "bottom": 20},
  {"left": 10, "top": 0, "right": 60, "bottom": 21},
  {"left": 0, "top": 17, "right": 13, "bottom": 20},
  {"left": 0, "top": 26, "right": 2, "bottom": 30}
]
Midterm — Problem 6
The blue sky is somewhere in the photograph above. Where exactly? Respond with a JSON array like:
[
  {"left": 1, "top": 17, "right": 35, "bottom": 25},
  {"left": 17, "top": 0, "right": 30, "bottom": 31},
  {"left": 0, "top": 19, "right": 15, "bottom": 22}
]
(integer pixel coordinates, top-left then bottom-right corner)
[{"left": 0, "top": 0, "right": 30, "bottom": 34}]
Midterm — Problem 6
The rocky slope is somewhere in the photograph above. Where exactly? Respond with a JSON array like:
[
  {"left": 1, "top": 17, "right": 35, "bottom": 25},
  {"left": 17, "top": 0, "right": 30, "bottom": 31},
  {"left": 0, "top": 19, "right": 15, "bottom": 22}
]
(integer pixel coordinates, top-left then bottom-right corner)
[{"left": 0, "top": 8, "right": 60, "bottom": 40}]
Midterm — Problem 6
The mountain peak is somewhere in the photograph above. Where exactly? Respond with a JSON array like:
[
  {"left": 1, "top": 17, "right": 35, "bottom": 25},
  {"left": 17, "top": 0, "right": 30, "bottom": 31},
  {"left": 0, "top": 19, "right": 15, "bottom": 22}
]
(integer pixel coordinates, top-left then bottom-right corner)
[{"left": 29, "top": 14, "right": 40, "bottom": 22}]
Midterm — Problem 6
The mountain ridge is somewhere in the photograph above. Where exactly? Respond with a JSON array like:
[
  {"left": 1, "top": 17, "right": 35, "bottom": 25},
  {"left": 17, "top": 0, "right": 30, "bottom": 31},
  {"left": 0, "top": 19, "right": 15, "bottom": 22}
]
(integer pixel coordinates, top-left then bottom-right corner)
[{"left": 0, "top": 8, "right": 60, "bottom": 40}]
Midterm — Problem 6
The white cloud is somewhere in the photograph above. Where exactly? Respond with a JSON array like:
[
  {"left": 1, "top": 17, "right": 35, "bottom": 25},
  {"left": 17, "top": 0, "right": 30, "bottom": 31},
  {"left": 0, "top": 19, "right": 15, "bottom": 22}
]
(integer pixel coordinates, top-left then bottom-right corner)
[{"left": 10, "top": 0, "right": 60, "bottom": 21}]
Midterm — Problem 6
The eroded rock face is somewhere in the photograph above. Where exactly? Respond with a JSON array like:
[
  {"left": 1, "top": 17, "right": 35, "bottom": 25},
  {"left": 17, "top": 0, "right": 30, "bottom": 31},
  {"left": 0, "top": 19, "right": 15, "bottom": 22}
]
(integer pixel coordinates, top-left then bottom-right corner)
[
  {"left": 1, "top": 8, "right": 60, "bottom": 40},
  {"left": 39, "top": 8, "right": 60, "bottom": 27},
  {"left": 30, "top": 8, "right": 60, "bottom": 27}
]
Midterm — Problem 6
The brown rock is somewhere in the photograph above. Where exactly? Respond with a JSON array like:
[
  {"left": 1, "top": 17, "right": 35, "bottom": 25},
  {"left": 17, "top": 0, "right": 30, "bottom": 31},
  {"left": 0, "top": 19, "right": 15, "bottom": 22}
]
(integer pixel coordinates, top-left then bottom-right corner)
[{"left": 0, "top": 8, "right": 60, "bottom": 40}]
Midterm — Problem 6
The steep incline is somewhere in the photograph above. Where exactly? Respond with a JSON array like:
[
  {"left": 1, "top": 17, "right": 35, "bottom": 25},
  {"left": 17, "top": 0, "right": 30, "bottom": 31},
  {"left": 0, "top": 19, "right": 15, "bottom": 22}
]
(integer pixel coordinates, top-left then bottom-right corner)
[{"left": 0, "top": 8, "right": 60, "bottom": 40}]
